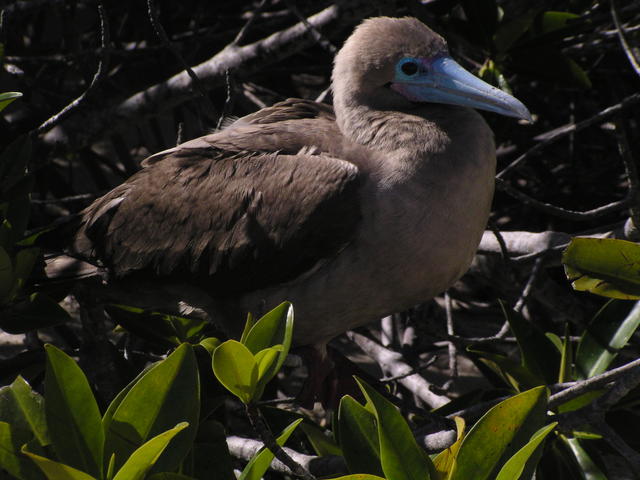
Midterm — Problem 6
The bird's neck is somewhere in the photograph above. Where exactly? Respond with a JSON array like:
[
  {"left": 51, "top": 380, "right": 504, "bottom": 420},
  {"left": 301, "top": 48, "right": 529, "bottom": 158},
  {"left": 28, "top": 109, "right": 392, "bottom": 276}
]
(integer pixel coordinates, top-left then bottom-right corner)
[
  {"left": 334, "top": 95, "right": 456, "bottom": 178},
  {"left": 334, "top": 93, "right": 495, "bottom": 187}
]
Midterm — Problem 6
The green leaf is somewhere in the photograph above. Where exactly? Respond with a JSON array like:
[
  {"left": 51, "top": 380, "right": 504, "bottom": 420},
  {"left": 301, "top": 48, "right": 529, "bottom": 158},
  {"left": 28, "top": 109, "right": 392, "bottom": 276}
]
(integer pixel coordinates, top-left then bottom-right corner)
[
  {"left": 495, "top": 422, "right": 557, "bottom": 480},
  {"left": 575, "top": 300, "right": 640, "bottom": 379},
  {"left": 104, "top": 344, "right": 199, "bottom": 474},
  {"left": 355, "top": 378, "right": 432, "bottom": 480},
  {"left": 502, "top": 301, "right": 559, "bottom": 384},
  {"left": 148, "top": 474, "right": 196, "bottom": 480},
  {"left": 0, "top": 92, "right": 22, "bottom": 112},
  {"left": 13, "top": 247, "right": 40, "bottom": 289},
  {"left": 0, "top": 244, "right": 13, "bottom": 300},
  {"left": 198, "top": 337, "right": 221, "bottom": 356},
  {"left": 558, "top": 324, "right": 573, "bottom": 383},
  {"left": 242, "top": 302, "right": 294, "bottom": 386},
  {"left": 212, "top": 340, "right": 258, "bottom": 404},
  {"left": 188, "top": 420, "right": 235, "bottom": 480},
  {"left": 450, "top": 386, "right": 548, "bottom": 480},
  {"left": 239, "top": 312, "right": 256, "bottom": 345},
  {"left": 44, "top": 344, "right": 104, "bottom": 478},
  {"left": 461, "top": 0, "right": 500, "bottom": 46},
  {"left": 0, "top": 421, "right": 45, "bottom": 480},
  {"left": 494, "top": 9, "right": 539, "bottom": 52},
  {"left": 433, "top": 416, "right": 465, "bottom": 479},
  {"left": 254, "top": 346, "right": 281, "bottom": 399},
  {"left": 0, "top": 376, "right": 49, "bottom": 446},
  {"left": 1, "top": 293, "right": 71, "bottom": 334},
  {"left": 105, "top": 304, "right": 207, "bottom": 346},
  {"left": 540, "top": 11, "right": 580, "bottom": 33},
  {"left": 337, "top": 395, "right": 383, "bottom": 476},
  {"left": 299, "top": 422, "right": 342, "bottom": 457},
  {"left": 112, "top": 422, "right": 189, "bottom": 480},
  {"left": 22, "top": 449, "right": 96, "bottom": 480},
  {"left": 327, "top": 476, "right": 386, "bottom": 480},
  {"left": 238, "top": 418, "right": 303, "bottom": 480},
  {"left": 0, "top": 135, "right": 32, "bottom": 197},
  {"left": 468, "top": 348, "right": 541, "bottom": 391},
  {"left": 556, "top": 390, "right": 604, "bottom": 414},
  {"left": 0, "top": 376, "right": 49, "bottom": 479},
  {"left": 562, "top": 436, "right": 607, "bottom": 480},
  {"left": 563, "top": 238, "right": 640, "bottom": 299}
]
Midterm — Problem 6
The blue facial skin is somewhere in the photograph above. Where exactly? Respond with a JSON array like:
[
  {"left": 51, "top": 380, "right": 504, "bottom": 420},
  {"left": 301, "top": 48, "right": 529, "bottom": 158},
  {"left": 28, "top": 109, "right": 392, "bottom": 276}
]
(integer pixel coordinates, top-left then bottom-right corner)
[{"left": 391, "top": 55, "right": 532, "bottom": 122}]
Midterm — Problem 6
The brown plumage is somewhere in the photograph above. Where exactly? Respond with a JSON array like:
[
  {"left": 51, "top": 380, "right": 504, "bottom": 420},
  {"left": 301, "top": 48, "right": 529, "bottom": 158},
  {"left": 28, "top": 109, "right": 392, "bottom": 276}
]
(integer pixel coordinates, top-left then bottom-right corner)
[{"left": 73, "top": 17, "right": 529, "bottom": 346}]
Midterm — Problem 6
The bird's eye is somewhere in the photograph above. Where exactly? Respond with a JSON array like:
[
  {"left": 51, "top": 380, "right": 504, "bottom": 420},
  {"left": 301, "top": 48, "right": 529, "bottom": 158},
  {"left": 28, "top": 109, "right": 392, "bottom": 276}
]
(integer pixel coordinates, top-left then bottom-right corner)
[{"left": 400, "top": 60, "right": 419, "bottom": 76}]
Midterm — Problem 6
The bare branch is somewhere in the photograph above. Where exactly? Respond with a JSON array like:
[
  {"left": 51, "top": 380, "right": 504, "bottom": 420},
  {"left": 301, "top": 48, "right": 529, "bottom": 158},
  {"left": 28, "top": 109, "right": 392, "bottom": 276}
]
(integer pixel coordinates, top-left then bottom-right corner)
[
  {"left": 347, "top": 331, "right": 450, "bottom": 408},
  {"left": 41, "top": 0, "right": 375, "bottom": 149},
  {"left": 226, "top": 435, "right": 347, "bottom": 477},
  {"left": 497, "top": 92, "right": 640, "bottom": 179}
]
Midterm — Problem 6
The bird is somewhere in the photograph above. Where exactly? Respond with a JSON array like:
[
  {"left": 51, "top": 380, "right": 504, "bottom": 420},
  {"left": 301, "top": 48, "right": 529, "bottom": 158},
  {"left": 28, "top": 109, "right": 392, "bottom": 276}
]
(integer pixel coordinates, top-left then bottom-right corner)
[{"left": 71, "top": 16, "right": 530, "bottom": 354}]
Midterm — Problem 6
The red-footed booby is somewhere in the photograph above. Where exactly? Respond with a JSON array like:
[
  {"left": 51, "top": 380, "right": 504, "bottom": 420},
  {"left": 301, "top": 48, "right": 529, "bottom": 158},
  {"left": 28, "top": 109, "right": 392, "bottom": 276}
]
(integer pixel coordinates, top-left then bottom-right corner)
[{"left": 74, "top": 17, "right": 530, "bottom": 350}]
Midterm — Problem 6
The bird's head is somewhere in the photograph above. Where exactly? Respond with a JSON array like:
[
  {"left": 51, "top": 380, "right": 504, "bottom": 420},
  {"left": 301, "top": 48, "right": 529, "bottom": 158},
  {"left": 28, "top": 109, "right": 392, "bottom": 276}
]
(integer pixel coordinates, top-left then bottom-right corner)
[{"left": 332, "top": 16, "right": 531, "bottom": 122}]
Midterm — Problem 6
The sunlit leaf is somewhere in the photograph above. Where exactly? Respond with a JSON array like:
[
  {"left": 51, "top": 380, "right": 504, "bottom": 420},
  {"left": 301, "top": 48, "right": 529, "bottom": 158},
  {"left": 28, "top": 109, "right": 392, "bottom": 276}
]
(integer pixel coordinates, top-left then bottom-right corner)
[
  {"left": 338, "top": 395, "right": 383, "bottom": 476},
  {"left": 563, "top": 238, "right": 640, "bottom": 299},
  {"left": 242, "top": 302, "right": 293, "bottom": 387},
  {"left": 0, "top": 92, "right": 22, "bottom": 112},
  {"left": 44, "top": 344, "right": 103, "bottom": 478},
  {"left": 562, "top": 436, "right": 607, "bottom": 480},
  {"left": 104, "top": 344, "right": 199, "bottom": 474},
  {"left": 112, "top": 422, "right": 189, "bottom": 480},
  {"left": 495, "top": 422, "right": 557, "bottom": 480},
  {"left": 575, "top": 300, "right": 640, "bottom": 379},
  {"left": 22, "top": 449, "right": 96, "bottom": 480},
  {"left": 356, "top": 378, "right": 432, "bottom": 480},
  {"left": 450, "top": 386, "right": 548, "bottom": 480},
  {"left": 0, "top": 421, "right": 45, "bottom": 480},
  {"left": 212, "top": 340, "right": 258, "bottom": 404}
]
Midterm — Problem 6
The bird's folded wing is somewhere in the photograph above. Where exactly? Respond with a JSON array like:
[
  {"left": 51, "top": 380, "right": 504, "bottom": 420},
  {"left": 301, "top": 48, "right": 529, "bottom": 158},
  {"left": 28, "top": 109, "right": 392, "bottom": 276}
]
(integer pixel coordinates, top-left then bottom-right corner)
[{"left": 74, "top": 145, "right": 362, "bottom": 293}]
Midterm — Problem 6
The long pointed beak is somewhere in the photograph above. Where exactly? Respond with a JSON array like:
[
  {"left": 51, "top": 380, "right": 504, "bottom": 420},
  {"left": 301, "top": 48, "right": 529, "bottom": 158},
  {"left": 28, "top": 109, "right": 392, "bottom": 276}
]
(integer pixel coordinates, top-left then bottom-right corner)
[{"left": 391, "top": 56, "right": 532, "bottom": 122}]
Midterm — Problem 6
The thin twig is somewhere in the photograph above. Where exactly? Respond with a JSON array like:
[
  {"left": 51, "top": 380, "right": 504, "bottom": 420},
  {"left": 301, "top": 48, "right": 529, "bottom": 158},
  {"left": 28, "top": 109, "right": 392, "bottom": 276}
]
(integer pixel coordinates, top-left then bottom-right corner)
[
  {"left": 611, "top": 0, "right": 640, "bottom": 78},
  {"left": 444, "top": 292, "right": 458, "bottom": 389},
  {"left": 33, "top": 2, "right": 109, "bottom": 136},
  {"left": 497, "top": 92, "right": 640, "bottom": 178},
  {"left": 614, "top": 117, "right": 640, "bottom": 236},
  {"left": 232, "top": 0, "right": 269, "bottom": 46},
  {"left": 549, "top": 357, "right": 640, "bottom": 409},
  {"left": 216, "top": 70, "right": 234, "bottom": 131},
  {"left": 41, "top": 0, "right": 375, "bottom": 149},
  {"left": 514, "top": 256, "right": 544, "bottom": 314},
  {"left": 496, "top": 177, "right": 631, "bottom": 221},
  {"left": 245, "top": 404, "right": 316, "bottom": 480},
  {"left": 284, "top": 0, "right": 338, "bottom": 54},
  {"left": 146, "top": 0, "right": 217, "bottom": 118}
]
